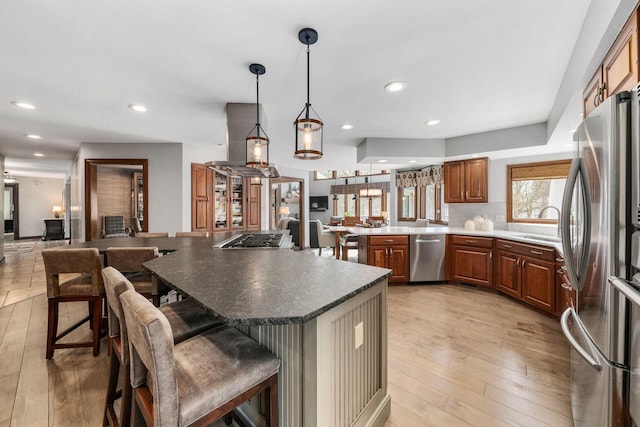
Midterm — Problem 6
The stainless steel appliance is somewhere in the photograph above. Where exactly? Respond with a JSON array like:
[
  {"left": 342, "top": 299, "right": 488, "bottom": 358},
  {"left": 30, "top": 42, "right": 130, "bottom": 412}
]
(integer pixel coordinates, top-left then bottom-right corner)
[
  {"left": 409, "top": 234, "right": 445, "bottom": 282},
  {"left": 560, "top": 88, "right": 640, "bottom": 426},
  {"left": 217, "top": 233, "right": 292, "bottom": 249}
]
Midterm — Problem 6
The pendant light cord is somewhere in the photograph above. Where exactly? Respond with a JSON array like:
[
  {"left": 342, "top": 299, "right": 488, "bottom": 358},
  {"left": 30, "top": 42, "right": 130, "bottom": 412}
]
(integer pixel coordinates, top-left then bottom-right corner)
[
  {"left": 306, "top": 42, "right": 310, "bottom": 119},
  {"left": 256, "top": 74, "right": 261, "bottom": 137}
]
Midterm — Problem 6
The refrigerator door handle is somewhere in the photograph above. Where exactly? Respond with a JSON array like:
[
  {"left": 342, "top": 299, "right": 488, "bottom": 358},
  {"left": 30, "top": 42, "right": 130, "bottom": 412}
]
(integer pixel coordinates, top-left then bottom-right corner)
[
  {"left": 560, "top": 158, "right": 592, "bottom": 291},
  {"left": 560, "top": 307, "right": 603, "bottom": 371},
  {"left": 609, "top": 276, "right": 640, "bottom": 308}
]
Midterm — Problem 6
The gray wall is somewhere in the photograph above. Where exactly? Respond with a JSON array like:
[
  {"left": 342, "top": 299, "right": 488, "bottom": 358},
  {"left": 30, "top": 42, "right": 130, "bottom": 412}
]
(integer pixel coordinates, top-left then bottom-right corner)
[{"left": 0, "top": 153, "right": 4, "bottom": 262}]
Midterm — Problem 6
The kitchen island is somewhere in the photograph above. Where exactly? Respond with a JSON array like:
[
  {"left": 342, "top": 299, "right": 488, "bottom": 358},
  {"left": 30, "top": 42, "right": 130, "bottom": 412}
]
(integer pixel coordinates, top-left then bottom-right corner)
[{"left": 142, "top": 243, "right": 392, "bottom": 427}]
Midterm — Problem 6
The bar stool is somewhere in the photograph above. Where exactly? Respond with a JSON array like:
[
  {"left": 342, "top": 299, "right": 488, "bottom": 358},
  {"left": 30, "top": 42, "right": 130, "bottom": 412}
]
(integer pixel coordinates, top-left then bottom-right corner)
[
  {"left": 175, "top": 231, "right": 209, "bottom": 237},
  {"left": 102, "top": 267, "right": 224, "bottom": 427},
  {"left": 105, "top": 247, "right": 164, "bottom": 306},
  {"left": 42, "top": 248, "right": 104, "bottom": 359},
  {"left": 120, "top": 290, "right": 280, "bottom": 427},
  {"left": 135, "top": 232, "right": 169, "bottom": 238}
]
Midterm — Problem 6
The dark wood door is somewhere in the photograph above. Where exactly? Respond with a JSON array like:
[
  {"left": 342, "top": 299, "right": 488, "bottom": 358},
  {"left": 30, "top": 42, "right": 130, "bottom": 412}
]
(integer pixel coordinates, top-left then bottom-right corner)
[
  {"left": 444, "top": 160, "right": 464, "bottom": 203},
  {"left": 521, "top": 256, "right": 556, "bottom": 313},
  {"left": 190, "top": 163, "right": 213, "bottom": 233},
  {"left": 464, "top": 158, "right": 488, "bottom": 202},
  {"left": 495, "top": 250, "right": 521, "bottom": 298},
  {"left": 451, "top": 245, "right": 493, "bottom": 287}
]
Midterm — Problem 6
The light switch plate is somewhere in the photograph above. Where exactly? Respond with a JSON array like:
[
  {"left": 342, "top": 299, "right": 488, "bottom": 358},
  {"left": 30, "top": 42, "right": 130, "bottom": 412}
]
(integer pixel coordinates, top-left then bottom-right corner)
[{"left": 355, "top": 322, "right": 364, "bottom": 350}]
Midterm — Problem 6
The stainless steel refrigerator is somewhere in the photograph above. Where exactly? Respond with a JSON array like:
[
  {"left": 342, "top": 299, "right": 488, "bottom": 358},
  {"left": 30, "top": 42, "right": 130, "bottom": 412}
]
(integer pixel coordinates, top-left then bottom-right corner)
[{"left": 560, "top": 87, "right": 640, "bottom": 426}]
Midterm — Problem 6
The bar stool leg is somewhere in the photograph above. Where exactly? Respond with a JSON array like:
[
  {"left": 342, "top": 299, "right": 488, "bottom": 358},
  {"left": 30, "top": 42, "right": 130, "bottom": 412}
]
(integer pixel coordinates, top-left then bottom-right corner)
[{"left": 46, "top": 300, "right": 59, "bottom": 359}]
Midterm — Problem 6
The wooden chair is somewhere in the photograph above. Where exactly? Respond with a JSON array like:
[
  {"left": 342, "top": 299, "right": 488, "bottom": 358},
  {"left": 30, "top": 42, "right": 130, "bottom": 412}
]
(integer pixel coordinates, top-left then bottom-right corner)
[
  {"left": 105, "top": 247, "right": 164, "bottom": 306},
  {"left": 175, "top": 231, "right": 209, "bottom": 237},
  {"left": 102, "top": 267, "right": 223, "bottom": 427},
  {"left": 120, "top": 290, "right": 280, "bottom": 427},
  {"left": 342, "top": 216, "right": 360, "bottom": 226},
  {"left": 340, "top": 216, "right": 360, "bottom": 261},
  {"left": 135, "top": 232, "right": 169, "bottom": 238},
  {"left": 42, "top": 248, "right": 104, "bottom": 359}
]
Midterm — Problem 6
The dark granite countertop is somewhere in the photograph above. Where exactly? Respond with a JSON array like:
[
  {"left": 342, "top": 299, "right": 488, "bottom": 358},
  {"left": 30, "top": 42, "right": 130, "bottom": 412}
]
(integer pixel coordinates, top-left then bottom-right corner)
[{"left": 143, "top": 247, "right": 391, "bottom": 326}]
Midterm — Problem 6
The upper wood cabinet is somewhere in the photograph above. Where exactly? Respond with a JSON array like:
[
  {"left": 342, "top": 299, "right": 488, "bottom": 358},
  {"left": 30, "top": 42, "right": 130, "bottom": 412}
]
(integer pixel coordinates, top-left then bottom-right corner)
[
  {"left": 583, "top": 9, "right": 639, "bottom": 116},
  {"left": 443, "top": 157, "right": 488, "bottom": 203}
]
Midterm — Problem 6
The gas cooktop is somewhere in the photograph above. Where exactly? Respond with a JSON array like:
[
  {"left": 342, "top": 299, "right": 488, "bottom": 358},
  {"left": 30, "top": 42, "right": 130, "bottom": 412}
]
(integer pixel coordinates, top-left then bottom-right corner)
[{"left": 218, "top": 233, "right": 290, "bottom": 249}]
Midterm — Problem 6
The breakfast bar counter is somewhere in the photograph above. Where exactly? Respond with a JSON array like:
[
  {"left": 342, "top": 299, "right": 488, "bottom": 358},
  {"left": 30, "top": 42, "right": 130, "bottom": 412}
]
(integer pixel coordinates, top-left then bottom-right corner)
[{"left": 140, "top": 241, "right": 391, "bottom": 427}]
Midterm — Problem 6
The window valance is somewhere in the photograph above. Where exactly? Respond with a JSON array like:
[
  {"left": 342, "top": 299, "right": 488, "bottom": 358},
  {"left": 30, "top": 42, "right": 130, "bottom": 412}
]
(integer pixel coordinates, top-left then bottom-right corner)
[
  {"left": 331, "top": 182, "right": 390, "bottom": 195},
  {"left": 396, "top": 165, "right": 443, "bottom": 187}
]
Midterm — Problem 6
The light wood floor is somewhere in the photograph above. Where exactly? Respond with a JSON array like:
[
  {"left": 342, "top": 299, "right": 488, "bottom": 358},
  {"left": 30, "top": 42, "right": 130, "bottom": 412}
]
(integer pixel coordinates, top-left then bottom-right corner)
[{"left": 0, "top": 240, "right": 572, "bottom": 426}]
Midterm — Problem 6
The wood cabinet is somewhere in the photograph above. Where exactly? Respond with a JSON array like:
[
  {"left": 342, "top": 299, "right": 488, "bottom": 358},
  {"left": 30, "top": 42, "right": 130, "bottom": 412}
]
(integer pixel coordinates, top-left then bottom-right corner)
[
  {"left": 446, "top": 235, "right": 493, "bottom": 287},
  {"left": 443, "top": 157, "right": 488, "bottom": 203},
  {"left": 583, "top": 9, "right": 639, "bottom": 116},
  {"left": 494, "top": 239, "right": 556, "bottom": 314},
  {"left": 358, "top": 235, "right": 409, "bottom": 283},
  {"left": 190, "top": 163, "right": 261, "bottom": 232}
]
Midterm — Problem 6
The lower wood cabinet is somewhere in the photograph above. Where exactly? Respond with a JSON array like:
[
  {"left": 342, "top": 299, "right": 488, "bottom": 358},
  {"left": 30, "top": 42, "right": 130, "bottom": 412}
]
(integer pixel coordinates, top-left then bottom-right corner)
[
  {"left": 358, "top": 235, "right": 409, "bottom": 283},
  {"left": 494, "top": 239, "right": 556, "bottom": 314},
  {"left": 447, "top": 235, "right": 493, "bottom": 288},
  {"left": 556, "top": 255, "right": 578, "bottom": 315}
]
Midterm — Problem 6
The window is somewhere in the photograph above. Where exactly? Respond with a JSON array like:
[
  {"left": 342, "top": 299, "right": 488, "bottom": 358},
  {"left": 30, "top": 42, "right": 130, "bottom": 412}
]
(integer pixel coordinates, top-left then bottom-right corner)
[
  {"left": 422, "top": 183, "right": 448, "bottom": 224},
  {"left": 507, "top": 160, "right": 571, "bottom": 223},
  {"left": 333, "top": 193, "right": 388, "bottom": 218},
  {"left": 398, "top": 186, "right": 417, "bottom": 221}
]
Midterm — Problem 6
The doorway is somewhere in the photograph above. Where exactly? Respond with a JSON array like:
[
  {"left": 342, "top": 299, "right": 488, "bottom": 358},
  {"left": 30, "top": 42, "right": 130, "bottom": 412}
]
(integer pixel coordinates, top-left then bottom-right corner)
[
  {"left": 84, "top": 159, "right": 148, "bottom": 241},
  {"left": 271, "top": 177, "right": 305, "bottom": 248},
  {"left": 4, "top": 183, "right": 19, "bottom": 240}
]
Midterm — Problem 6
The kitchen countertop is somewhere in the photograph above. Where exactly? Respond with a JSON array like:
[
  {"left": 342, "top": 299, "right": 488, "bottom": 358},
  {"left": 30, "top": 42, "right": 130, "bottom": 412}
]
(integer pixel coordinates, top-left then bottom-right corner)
[
  {"left": 143, "top": 245, "right": 391, "bottom": 327},
  {"left": 347, "top": 226, "right": 563, "bottom": 253}
]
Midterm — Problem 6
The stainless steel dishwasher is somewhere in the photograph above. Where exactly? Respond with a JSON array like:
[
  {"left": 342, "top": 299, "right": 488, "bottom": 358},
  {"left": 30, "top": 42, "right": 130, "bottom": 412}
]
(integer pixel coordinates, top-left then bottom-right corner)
[{"left": 409, "top": 234, "right": 446, "bottom": 282}]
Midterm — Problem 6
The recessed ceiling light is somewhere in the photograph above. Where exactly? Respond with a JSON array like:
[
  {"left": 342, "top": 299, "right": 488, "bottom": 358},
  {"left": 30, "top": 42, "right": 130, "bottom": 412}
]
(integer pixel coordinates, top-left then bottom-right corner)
[
  {"left": 33, "top": 153, "right": 45, "bottom": 157},
  {"left": 377, "top": 159, "right": 388, "bottom": 163},
  {"left": 425, "top": 119, "right": 440, "bottom": 126},
  {"left": 25, "top": 134, "right": 41, "bottom": 139},
  {"left": 128, "top": 104, "right": 148, "bottom": 113},
  {"left": 340, "top": 124, "right": 353, "bottom": 130},
  {"left": 11, "top": 101, "right": 36, "bottom": 110},
  {"left": 408, "top": 160, "right": 417, "bottom": 163},
  {"left": 384, "top": 81, "right": 406, "bottom": 93}
]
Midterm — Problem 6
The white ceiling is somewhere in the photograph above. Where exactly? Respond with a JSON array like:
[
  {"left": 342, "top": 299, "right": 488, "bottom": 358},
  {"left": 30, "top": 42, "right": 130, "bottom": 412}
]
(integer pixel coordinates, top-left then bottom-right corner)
[{"left": 1, "top": 0, "right": 593, "bottom": 177}]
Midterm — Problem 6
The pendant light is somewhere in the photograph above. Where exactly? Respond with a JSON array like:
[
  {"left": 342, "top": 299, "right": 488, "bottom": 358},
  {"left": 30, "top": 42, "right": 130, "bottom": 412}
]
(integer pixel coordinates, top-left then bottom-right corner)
[
  {"left": 246, "top": 63, "right": 269, "bottom": 168},
  {"left": 294, "top": 28, "right": 323, "bottom": 160}
]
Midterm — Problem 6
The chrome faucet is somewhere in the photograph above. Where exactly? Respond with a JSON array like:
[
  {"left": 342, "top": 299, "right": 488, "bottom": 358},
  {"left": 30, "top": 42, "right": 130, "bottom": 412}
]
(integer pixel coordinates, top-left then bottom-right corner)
[{"left": 538, "top": 206, "right": 561, "bottom": 237}]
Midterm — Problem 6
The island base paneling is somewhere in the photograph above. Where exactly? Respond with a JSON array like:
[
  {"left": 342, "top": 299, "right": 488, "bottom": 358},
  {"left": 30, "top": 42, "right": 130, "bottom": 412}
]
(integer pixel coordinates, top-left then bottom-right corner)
[{"left": 236, "top": 280, "right": 390, "bottom": 427}]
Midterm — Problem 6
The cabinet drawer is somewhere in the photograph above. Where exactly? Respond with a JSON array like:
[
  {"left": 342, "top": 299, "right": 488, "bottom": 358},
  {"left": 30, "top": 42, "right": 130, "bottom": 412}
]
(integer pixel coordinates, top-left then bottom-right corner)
[
  {"left": 450, "top": 235, "right": 493, "bottom": 248},
  {"left": 369, "top": 235, "right": 408, "bottom": 246},
  {"left": 495, "top": 239, "right": 555, "bottom": 262}
]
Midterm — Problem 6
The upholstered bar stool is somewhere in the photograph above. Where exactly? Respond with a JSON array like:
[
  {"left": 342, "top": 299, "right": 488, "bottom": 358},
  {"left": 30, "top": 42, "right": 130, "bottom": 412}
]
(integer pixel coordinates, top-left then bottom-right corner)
[
  {"left": 175, "top": 231, "right": 209, "bottom": 237},
  {"left": 102, "top": 267, "right": 223, "bottom": 427},
  {"left": 120, "top": 290, "right": 280, "bottom": 427},
  {"left": 105, "top": 247, "right": 164, "bottom": 306},
  {"left": 135, "top": 232, "right": 169, "bottom": 238},
  {"left": 42, "top": 248, "right": 104, "bottom": 359}
]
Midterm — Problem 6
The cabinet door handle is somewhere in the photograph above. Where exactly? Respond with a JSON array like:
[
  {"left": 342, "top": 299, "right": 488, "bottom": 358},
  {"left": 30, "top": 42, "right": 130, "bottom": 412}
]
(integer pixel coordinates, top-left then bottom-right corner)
[
  {"left": 530, "top": 250, "right": 544, "bottom": 255},
  {"left": 466, "top": 240, "right": 477, "bottom": 244},
  {"left": 384, "top": 239, "right": 394, "bottom": 243},
  {"left": 521, "top": 259, "right": 526, "bottom": 268},
  {"left": 556, "top": 257, "right": 564, "bottom": 262},
  {"left": 466, "top": 191, "right": 469, "bottom": 199},
  {"left": 502, "top": 244, "right": 512, "bottom": 249},
  {"left": 516, "top": 258, "right": 521, "bottom": 268},
  {"left": 389, "top": 248, "right": 393, "bottom": 257},
  {"left": 561, "top": 282, "right": 573, "bottom": 290}
]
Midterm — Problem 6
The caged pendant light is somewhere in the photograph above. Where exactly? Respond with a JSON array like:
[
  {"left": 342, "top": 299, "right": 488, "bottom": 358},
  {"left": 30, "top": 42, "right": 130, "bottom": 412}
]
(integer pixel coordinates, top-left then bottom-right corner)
[
  {"left": 246, "top": 63, "right": 270, "bottom": 168},
  {"left": 294, "top": 28, "right": 323, "bottom": 160}
]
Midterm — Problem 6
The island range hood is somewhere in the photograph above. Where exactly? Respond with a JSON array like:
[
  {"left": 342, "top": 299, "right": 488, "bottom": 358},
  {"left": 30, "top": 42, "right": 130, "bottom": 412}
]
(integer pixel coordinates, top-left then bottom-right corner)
[{"left": 206, "top": 103, "right": 280, "bottom": 178}]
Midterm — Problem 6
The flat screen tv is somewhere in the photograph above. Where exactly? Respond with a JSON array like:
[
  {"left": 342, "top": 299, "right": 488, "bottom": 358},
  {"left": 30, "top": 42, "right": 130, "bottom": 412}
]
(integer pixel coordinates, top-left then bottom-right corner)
[{"left": 309, "top": 195, "right": 329, "bottom": 211}]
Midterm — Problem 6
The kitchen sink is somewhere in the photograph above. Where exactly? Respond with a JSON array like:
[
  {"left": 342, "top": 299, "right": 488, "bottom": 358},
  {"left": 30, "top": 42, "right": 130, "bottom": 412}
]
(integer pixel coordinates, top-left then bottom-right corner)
[{"left": 516, "top": 234, "right": 561, "bottom": 243}]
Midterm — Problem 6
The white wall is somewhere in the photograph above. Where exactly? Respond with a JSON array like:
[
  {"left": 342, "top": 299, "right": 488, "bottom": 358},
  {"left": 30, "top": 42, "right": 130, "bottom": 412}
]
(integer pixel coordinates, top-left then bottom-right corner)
[
  {"left": 0, "top": 154, "right": 4, "bottom": 261},
  {"left": 15, "top": 176, "right": 65, "bottom": 238}
]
